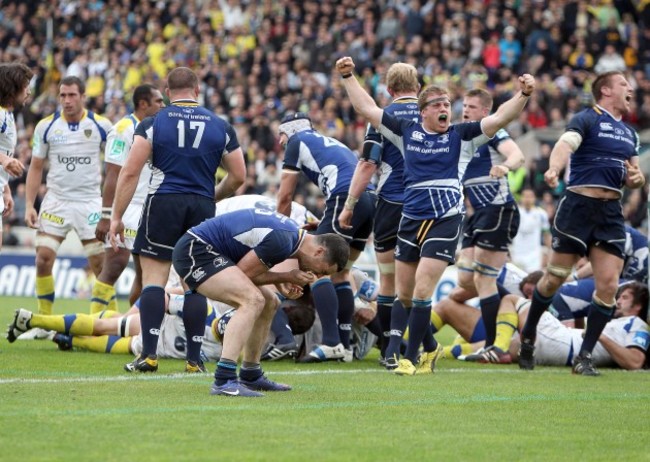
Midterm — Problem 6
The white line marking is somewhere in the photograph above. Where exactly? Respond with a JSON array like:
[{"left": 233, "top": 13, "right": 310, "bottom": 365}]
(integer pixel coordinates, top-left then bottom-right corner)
[{"left": 0, "top": 366, "right": 625, "bottom": 385}]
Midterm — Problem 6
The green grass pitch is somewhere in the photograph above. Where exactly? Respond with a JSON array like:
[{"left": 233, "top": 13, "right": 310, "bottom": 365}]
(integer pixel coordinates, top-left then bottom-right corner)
[{"left": 0, "top": 296, "right": 647, "bottom": 461}]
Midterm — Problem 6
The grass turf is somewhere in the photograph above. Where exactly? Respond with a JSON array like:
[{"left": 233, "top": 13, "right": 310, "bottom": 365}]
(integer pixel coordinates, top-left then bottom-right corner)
[{"left": 0, "top": 296, "right": 647, "bottom": 461}]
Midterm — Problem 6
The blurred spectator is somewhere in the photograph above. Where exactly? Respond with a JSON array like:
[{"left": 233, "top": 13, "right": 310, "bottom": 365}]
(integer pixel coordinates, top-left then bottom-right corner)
[{"left": 0, "top": 0, "right": 645, "bottom": 227}]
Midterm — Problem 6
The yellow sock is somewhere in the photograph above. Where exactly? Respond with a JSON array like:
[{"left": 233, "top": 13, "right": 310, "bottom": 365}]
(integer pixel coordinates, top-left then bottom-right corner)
[
  {"left": 31, "top": 313, "right": 94, "bottom": 335},
  {"left": 93, "top": 310, "right": 121, "bottom": 319},
  {"left": 72, "top": 335, "right": 131, "bottom": 354},
  {"left": 36, "top": 275, "right": 55, "bottom": 315},
  {"left": 494, "top": 312, "right": 519, "bottom": 352},
  {"left": 444, "top": 342, "right": 474, "bottom": 359},
  {"left": 90, "top": 280, "right": 118, "bottom": 314},
  {"left": 430, "top": 311, "right": 445, "bottom": 333}
]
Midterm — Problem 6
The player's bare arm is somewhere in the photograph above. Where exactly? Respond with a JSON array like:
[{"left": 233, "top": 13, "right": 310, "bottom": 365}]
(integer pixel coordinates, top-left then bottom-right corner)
[
  {"left": 481, "top": 74, "right": 535, "bottom": 138},
  {"left": 336, "top": 57, "right": 384, "bottom": 128}
]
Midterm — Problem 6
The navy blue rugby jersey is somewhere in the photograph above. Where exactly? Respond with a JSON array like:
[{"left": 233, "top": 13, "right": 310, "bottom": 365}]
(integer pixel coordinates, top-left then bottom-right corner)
[
  {"left": 282, "top": 129, "right": 361, "bottom": 198},
  {"left": 566, "top": 106, "right": 639, "bottom": 193},
  {"left": 363, "top": 96, "right": 420, "bottom": 203},
  {"left": 136, "top": 100, "right": 240, "bottom": 198},
  {"left": 378, "top": 113, "right": 488, "bottom": 220},
  {"left": 189, "top": 208, "right": 304, "bottom": 268},
  {"left": 462, "top": 128, "right": 515, "bottom": 208}
]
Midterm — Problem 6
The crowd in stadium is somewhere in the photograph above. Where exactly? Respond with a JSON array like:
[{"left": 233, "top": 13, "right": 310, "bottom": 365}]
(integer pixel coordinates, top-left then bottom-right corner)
[{"left": 1, "top": 0, "right": 649, "bottom": 241}]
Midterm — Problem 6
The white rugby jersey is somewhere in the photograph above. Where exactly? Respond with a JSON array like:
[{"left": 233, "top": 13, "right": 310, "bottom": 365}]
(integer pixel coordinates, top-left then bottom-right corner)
[
  {"left": 0, "top": 106, "right": 17, "bottom": 190},
  {"left": 535, "top": 312, "right": 650, "bottom": 367},
  {"left": 105, "top": 114, "right": 152, "bottom": 206},
  {"left": 215, "top": 194, "right": 317, "bottom": 227},
  {"left": 32, "top": 109, "right": 112, "bottom": 201}
]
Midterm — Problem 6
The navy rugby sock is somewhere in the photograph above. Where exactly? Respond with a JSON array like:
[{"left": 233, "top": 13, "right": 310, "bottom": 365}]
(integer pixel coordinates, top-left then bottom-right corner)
[
  {"left": 335, "top": 282, "right": 354, "bottom": 349},
  {"left": 479, "top": 293, "right": 501, "bottom": 347},
  {"left": 385, "top": 300, "right": 409, "bottom": 361},
  {"left": 271, "top": 309, "right": 295, "bottom": 345},
  {"left": 182, "top": 292, "right": 208, "bottom": 364},
  {"left": 139, "top": 286, "right": 166, "bottom": 358},
  {"left": 311, "top": 279, "right": 340, "bottom": 346},
  {"left": 521, "top": 288, "right": 554, "bottom": 341},
  {"left": 376, "top": 296, "right": 394, "bottom": 357},
  {"left": 404, "top": 300, "right": 432, "bottom": 363}
]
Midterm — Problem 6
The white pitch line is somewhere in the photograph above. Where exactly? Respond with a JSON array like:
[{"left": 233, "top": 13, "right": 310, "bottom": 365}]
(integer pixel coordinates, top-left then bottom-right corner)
[{"left": 0, "top": 366, "right": 590, "bottom": 385}]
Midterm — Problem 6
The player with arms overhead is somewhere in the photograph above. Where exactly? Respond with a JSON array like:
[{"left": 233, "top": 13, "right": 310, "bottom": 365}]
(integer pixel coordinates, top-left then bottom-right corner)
[
  {"left": 336, "top": 55, "right": 535, "bottom": 375},
  {"left": 337, "top": 62, "right": 421, "bottom": 366}
]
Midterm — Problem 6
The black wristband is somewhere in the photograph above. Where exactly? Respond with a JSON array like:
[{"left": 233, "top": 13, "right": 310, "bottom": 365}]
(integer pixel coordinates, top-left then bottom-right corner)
[
  {"left": 521, "top": 91, "right": 531, "bottom": 97},
  {"left": 341, "top": 73, "right": 353, "bottom": 79}
]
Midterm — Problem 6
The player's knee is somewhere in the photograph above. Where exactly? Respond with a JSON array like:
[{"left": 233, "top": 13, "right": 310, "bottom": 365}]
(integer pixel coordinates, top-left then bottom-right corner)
[
  {"left": 544, "top": 265, "right": 571, "bottom": 291},
  {"left": 100, "top": 254, "right": 129, "bottom": 283},
  {"left": 34, "top": 236, "right": 61, "bottom": 269},
  {"left": 83, "top": 241, "right": 104, "bottom": 258},
  {"left": 238, "top": 290, "right": 266, "bottom": 316}
]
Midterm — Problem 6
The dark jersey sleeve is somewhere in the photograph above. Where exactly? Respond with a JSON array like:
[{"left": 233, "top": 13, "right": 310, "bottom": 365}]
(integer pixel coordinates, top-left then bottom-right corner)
[
  {"left": 282, "top": 137, "right": 301, "bottom": 172},
  {"left": 134, "top": 116, "right": 155, "bottom": 139},
  {"left": 253, "top": 229, "right": 296, "bottom": 268}
]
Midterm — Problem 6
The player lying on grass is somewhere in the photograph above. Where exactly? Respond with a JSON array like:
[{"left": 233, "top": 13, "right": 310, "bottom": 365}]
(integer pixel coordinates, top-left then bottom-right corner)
[
  {"left": 432, "top": 281, "right": 649, "bottom": 371},
  {"left": 264, "top": 266, "right": 382, "bottom": 363},
  {"left": 6, "top": 289, "right": 314, "bottom": 369}
]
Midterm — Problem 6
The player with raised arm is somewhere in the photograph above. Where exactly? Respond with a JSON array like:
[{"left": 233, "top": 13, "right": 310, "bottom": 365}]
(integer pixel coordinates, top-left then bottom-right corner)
[
  {"left": 337, "top": 62, "right": 420, "bottom": 367},
  {"left": 336, "top": 55, "right": 534, "bottom": 375}
]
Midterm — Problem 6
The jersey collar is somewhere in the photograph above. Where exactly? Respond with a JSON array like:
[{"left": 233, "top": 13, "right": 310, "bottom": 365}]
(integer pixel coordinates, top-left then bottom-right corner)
[{"left": 171, "top": 99, "right": 199, "bottom": 107}]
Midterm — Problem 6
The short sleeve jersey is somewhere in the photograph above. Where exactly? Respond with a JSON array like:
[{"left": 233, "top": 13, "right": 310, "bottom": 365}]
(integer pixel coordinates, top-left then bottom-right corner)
[
  {"left": 363, "top": 96, "right": 420, "bottom": 202},
  {"left": 105, "top": 114, "right": 152, "bottom": 205},
  {"left": 378, "top": 114, "right": 488, "bottom": 220},
  {"left": 189, "top": 208, "right": 305, "bottom": 268},
  {"left": 215, "top": 194, "right": 317, "bottom": 227},
  {"left": 566, "top": 106, "right": 639, "bottom": 192},
  {"left": 282, "top": 130, "right": 359, "bottom": 198},
  {"left": 136, "top": 101, "right": 240, "bottom": 198},
  {"left": 32, "top": 110, "right": 112, "bottom": 200},
  {"left": 463, "top": 128, "right": 515, "bottom": 208}
]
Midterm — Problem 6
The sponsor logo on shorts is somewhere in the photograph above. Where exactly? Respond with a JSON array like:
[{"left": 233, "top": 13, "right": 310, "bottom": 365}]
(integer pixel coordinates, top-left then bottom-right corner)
[
  {"left": 88, "top": 212, "right": 100, "bottom": 225},
  {"left": 124, "top": 228, "right": 137, "bottom": 238},
  {"left": 58, "top": 155, "right": 92, "bottom": 171},
  {"left": 192, "top": 267, "right": 206, "bottom": 282},
  {"left": 41, "top": 212, "right": 64, "bottom": 225},
  {"left": 213, "top": 257, "right": 227, "bottom": 268}
]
